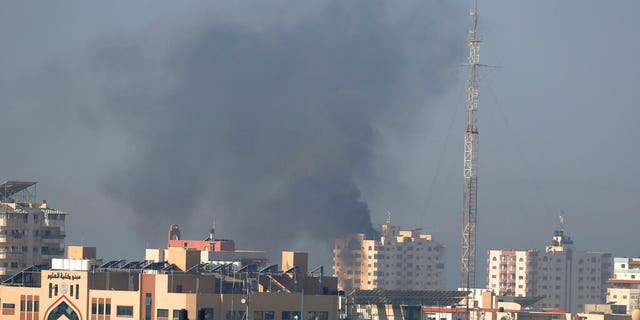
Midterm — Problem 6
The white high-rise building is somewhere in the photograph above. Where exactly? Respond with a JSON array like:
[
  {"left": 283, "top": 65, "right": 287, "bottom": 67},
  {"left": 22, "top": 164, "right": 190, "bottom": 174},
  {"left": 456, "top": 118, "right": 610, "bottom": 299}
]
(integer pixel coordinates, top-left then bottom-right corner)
[
  {"left": 0, "top": 181, "right": 68, "bottom": 278},
  {"left": 333, "top": 223, "right": 445, "bottom": 291},
  {"left": 607, "top": 257, "right": 640, "bottom": 313},
  {"left": 486, "top": 230, "right": 612, "bottom": 313}
]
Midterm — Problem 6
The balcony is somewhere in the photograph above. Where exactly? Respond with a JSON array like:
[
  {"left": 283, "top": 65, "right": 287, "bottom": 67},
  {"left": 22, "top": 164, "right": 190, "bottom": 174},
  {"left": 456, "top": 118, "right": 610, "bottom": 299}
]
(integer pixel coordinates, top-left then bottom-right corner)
[
  {"left": 41, "top": 248, "right": 65, "bottom": 256},
  {"left": 0, "top": 248, "right": 23, "bottom": 259},
  {"left": 41, "top": 231, "right": 66, "bottom": 239},
  {"left": 10, "top": 232, "right": 24, "bottom": 239},
  {"left": 0, "top": 220, "right": 26, "bottom": 227},
  {"left": 0, "top": 234, "right": 22, "bottom": 243}
]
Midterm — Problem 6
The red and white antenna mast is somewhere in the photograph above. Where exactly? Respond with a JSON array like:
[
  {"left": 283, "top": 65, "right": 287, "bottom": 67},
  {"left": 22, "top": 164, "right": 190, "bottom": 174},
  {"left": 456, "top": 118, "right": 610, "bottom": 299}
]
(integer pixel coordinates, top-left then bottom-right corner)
[{"left": 461, "top": 0, "right": 480, "bottom": 316}]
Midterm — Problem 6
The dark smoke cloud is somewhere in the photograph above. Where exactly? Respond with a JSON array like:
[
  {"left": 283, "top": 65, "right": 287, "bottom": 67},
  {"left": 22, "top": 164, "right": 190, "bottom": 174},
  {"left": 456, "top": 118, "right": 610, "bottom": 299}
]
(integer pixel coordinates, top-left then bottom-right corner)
[{"left": 90, "top": 1, "right": 465, "bottom": 260}]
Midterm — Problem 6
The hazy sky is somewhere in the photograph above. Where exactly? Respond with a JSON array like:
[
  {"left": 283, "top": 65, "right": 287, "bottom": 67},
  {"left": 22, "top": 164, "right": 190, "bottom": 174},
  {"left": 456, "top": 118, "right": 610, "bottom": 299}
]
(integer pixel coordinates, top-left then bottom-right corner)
[{"left": 1, "top": 1, "right": 638, "bottom": 289}]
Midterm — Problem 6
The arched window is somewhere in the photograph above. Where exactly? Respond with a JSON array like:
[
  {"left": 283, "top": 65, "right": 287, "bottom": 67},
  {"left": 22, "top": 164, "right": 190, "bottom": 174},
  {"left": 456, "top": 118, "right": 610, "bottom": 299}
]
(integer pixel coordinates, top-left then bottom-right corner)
[{"left": 47, "top": 301, "right": 80, "bottom": 320}]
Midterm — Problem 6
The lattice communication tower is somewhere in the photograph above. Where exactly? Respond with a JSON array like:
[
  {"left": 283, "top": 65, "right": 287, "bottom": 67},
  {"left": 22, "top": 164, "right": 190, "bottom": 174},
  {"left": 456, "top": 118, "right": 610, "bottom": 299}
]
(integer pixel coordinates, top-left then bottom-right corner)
[{"left": 461, "top": 0, "right": 481, "bottom": 314}]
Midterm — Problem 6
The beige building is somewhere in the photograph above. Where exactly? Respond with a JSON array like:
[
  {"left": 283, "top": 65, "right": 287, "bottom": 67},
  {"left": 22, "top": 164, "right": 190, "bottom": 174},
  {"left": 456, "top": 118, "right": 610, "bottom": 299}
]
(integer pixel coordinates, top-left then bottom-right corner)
[
  {"left": 333, "top": 223, "right": 445, "bottom": 291},
  {"left": 0, "top": 246, "right": 339, "bottom": 320},
  {"left": 606, "top": 257, "right": 640, "bottom": 313},
  {"left": 146, "top": 225, "right": 269, "bottom": 270},
  {"left": 0, "top": 181, "right": 68, "bottom": 279},
  {"left": 486, "top": 229, "right": 612, "bottom": 312}
]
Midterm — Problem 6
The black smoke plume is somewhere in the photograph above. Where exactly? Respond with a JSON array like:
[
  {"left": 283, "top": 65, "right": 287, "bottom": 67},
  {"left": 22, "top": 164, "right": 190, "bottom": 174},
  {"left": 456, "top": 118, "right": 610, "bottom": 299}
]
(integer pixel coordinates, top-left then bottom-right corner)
[{"left": 98, "top": 1, "right": 463, "bottom": 259}]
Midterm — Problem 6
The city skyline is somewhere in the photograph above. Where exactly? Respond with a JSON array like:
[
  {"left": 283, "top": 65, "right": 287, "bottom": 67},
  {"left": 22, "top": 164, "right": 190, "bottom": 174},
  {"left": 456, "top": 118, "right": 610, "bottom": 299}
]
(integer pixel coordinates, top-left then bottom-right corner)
[{"left": 0, "top": 1, "right": 638, "bottom": 290}]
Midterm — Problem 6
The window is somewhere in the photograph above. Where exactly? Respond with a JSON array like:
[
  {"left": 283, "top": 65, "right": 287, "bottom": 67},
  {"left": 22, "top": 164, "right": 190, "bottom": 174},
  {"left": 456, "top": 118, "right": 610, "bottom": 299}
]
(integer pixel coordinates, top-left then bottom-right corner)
[
  {"left": 145, "top": 293, "right": 152, "bottom": 320},
  {"left": 227, "top": 311, "right": 246, "bottom": 320},
  {"left": 3, "top": 303, "right": 15, "bottom": 310},
  {"left": 307, "top": 311, "right": 329, "bottom": 320},
  {"left": 255, "top": 311, "right": 275, "bottom": 320},
  {"left": 117, "top": 306, "right": 134, "bottom": 317},
  {"left": 199, "top": 308, "right": 214, "bottom": 320},
  {"left": 173, "top": 310, "right": 183, "bottom": 320},
  {"left": 92, "top": 303, "right": 97, "bottom": 315},
  {"left": 282, "top": 311, "right": 301, "bottom": 320},
  {"left": 157, "top": 309, "right": 169, "bottom": 318}
]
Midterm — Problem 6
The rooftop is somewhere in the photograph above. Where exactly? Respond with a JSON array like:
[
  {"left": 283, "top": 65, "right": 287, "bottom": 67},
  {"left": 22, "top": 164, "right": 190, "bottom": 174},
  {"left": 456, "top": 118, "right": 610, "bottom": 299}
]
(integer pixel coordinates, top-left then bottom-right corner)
[
  {"left": 0, "top": 180, "right": 36, "bottom": 202},
  {"left": 348, "top": 289, "right": 467, "bottom": 306}
]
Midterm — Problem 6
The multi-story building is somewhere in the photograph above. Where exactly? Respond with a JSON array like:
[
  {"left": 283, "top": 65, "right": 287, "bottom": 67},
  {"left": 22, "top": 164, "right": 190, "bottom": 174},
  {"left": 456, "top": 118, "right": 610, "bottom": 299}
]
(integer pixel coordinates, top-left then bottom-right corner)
[
  {"left": 606, "top": 257, "right": 640, "bottom": 313},
  {"left": 333, "top": 223, "right": 445, "bottom": 291},
  {"left": 0, "top": 246, "right": 338, "bottom": 320},
  {"left": 0, "top": 181, "right": 68, "bottom": 279},
  {"left": 486, "top": 229, "right": 612, "bottom": 313}
]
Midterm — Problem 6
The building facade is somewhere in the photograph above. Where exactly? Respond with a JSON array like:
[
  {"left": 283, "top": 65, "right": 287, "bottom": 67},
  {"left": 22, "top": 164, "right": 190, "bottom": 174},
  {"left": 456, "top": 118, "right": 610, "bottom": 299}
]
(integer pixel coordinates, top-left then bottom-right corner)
[
  {"left": 487, "top": 230, "right": 612, "bottom": 313},
  {"left": 333, "top": 224, "right": 445, "bottom": 291},
  {"left": 606, "top": 257, "right": 640, "bottom": 313},
  {"left": 0, "top": 246, "right": 339, "bottom": 320},
  {"left": 0, "top": 181, "right": 67, "bottom": 279}
]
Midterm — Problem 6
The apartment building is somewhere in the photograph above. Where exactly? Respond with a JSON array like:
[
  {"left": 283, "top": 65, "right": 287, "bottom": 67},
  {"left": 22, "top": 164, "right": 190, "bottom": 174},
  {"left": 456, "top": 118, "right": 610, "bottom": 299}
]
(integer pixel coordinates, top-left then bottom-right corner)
[
  {"left": 0, "top": 181, "right": 67, "bottom": 279},
  {"left": 607, "top": 257, "right": 640, "bottom": 313},
  {"left": 333, "top": 223, "right": 445, "bottom": 291},
  {"left": 487, "top": 230, "right": 612, "bottom": 313}
]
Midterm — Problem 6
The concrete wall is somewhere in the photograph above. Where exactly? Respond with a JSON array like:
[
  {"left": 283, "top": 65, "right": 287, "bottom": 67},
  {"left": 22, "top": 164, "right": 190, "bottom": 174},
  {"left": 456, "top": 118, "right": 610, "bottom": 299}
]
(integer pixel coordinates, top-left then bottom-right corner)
[{"left": 68, "top": 246, "right": 96, "bottom": 260}]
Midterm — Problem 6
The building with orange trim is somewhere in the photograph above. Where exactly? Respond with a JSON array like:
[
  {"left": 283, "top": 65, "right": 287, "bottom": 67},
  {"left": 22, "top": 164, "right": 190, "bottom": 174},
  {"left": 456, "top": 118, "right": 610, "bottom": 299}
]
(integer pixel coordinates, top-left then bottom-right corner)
[
  {"left": 0, "top": 246, "right": 339, "bottom": 320},
  {"left": 607, "top": 257, "right": 640, "bottom": 313},
  {"left": 147, "top": 225, "right": 269, "bottom": 270}
]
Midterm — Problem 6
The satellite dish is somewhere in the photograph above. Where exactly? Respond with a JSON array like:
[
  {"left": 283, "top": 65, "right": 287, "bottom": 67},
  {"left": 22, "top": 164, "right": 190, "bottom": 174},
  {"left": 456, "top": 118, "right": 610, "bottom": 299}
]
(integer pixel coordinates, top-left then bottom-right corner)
[{"left": 241, "top": 298, "right": 247, "bottom": 304}]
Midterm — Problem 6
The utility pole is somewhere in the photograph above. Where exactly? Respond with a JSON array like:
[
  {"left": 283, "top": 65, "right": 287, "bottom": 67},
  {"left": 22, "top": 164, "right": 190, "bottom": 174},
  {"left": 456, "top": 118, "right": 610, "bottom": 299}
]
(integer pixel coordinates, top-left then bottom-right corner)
[{"left": 461, "top": 0, "right": 480, "bottom": 318}]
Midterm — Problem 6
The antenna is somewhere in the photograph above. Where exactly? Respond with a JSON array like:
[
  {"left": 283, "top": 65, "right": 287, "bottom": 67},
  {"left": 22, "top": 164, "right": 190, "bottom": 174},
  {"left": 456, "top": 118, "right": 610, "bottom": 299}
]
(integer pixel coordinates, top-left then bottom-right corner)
[
  {"left": 209, "top": 220, "right": 216, "bottom": 241},
  {"left": 385, "top": 210, "right": 392, "bottom": 225},
  {"left": 461, "top": 0, "right": 481, "bottom": 317}
]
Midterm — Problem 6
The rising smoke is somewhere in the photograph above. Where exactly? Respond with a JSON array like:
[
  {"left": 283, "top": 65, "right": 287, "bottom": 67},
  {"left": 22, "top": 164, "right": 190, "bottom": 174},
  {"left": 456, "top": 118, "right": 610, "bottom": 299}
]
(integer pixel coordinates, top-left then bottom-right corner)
[{"left": 91, "top": 1, "right": 465, "bottom": 260}]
